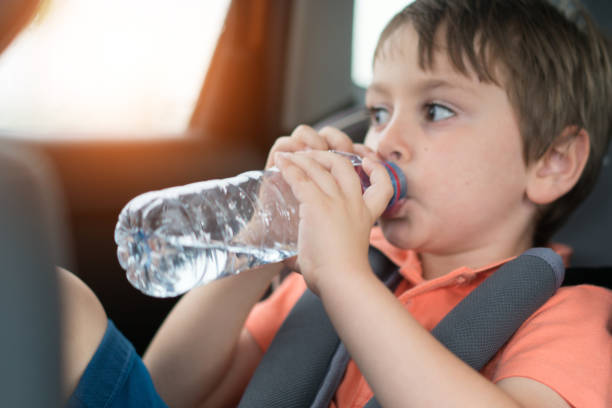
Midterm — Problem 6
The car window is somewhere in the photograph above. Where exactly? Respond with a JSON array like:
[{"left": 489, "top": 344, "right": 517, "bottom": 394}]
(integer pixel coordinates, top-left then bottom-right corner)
[
  {"left": 351, "top": 0, "right": 413, "bottom": 89},
  {"left": 0, "top": 0, "right": 230, "bottom": 139}
]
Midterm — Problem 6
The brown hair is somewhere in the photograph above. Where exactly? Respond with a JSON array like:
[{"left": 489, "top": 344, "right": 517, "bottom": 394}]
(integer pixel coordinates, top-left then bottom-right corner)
[{"left": 374, "top": 0, "right": 612, "bottom": 245}]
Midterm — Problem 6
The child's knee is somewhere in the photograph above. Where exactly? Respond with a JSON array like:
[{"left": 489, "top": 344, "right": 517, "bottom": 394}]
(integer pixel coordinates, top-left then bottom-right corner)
[{"left": 57, "top": 267, "right": 107, "bottom": 398}]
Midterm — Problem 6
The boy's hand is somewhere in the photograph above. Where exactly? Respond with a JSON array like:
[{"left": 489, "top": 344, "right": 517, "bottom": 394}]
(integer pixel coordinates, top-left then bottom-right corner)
[
  {"left": 266, "top": 125, "right": 361, "bottom": 169},
  {"left": 275, "top": 150, "right": 393, "bottom": 294}
]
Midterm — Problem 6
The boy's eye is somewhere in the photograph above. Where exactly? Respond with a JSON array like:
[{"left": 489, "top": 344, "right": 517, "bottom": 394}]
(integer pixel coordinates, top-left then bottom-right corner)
[
  {"left": 368, "top": 106, "right": 391, "bottom": 127},
  {"left": 425, "top": 103, "right": 455, "bottom": 122}
]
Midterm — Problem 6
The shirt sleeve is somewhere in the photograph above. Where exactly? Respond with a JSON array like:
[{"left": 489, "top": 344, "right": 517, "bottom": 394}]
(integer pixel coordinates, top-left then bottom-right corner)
[
  {"left": 483, "top": 285, "right": 612, "bottom": 408},
  {"left": 244, "top": 272, "right": 307, "bottom": 352}
]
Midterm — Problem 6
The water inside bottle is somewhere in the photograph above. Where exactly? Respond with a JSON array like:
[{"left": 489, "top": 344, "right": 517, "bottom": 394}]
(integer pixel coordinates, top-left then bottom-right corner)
[{"left": 116, "top": 228, "right": 296, "bottom": 297}]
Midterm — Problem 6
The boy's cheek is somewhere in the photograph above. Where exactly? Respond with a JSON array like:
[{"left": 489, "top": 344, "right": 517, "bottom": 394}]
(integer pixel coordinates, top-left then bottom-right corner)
[{"left": 362, "top": 132, "right": 379, "bottom": 151}]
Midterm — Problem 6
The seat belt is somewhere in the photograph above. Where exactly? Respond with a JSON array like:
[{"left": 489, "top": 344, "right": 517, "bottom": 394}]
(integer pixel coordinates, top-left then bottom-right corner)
[
  {"left": 238, "top": 246, "right": 398, "bottom": 408},
  {"left": 238, "top": 247, "right": 563, "bottom": 408},
  {"left": 363, "top": 247, "right": 564, "bottom": 408}
]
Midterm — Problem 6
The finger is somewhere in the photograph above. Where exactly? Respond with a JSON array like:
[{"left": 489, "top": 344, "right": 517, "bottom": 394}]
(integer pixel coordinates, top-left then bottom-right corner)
[
  {"left": 281, "top": 152, "right": 341, "bottom": 198},
  {"left": 266, "top": 136, "right": 306, "bottom": 168},
  {"left": 291, "top": 125, "right": 329, "bottom": 151},
  {"left": 361, "top": 157, "right": 394, "bottom": 219},
  {"left": 275, "top": 153, "right": 330, "bottom": 204},
  {"left": 318, "top": 126, "right": 354, "bottom": 153},
  {"left": 295, "top": 150, "right": 363, "bottom": 202},
  {"left": 266, "top": 125, "right": 330, "bottom": 169}
]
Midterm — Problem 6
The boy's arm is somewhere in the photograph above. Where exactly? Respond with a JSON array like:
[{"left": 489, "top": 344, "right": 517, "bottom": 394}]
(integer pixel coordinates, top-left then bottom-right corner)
[
  {"left": 144, "top": 125, "right": 356, "bottom": 407},
  {"left": 143, "top": 263, "right": 280, "bottom": 408},
  {"left": 276, "top": 151, "right": 570, "bottom": 408}
]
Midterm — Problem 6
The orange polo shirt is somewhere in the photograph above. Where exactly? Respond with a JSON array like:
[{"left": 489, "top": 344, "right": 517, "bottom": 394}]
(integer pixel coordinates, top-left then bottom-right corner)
[{"left": 245, "top": 228, "right": 612, "bottom": 408}]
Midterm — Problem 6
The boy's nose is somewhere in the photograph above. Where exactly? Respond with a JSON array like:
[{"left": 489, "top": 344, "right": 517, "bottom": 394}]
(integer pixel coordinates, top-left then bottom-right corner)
[{"left": 375, "top": 125, "right": 411, "bottom": 163}]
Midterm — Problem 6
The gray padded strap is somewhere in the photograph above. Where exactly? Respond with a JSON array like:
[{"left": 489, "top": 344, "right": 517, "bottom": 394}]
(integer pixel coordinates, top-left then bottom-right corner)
[
  {"left": 238, "top": 246, "right": 399, "bottom": 408},
  {"left": 429, "top": 251, "right": 560, "bottom": 371},
  {"left": 238, "top": 289, "right": 339, "bottom": 408},
  {"left": 364, "top": 249, "right": 564, "bottom": 408},
  {"left": 310, "top": 343, "right": 350, "bottom": 408},
  {"left": 311, "top": 259, "right": 401, "bottom": 408}
]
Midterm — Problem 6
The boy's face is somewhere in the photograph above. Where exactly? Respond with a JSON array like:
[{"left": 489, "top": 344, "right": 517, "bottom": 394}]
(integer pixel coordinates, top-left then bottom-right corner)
[{"left": 365, "top": 24, "right": 536, "bottom": 256}]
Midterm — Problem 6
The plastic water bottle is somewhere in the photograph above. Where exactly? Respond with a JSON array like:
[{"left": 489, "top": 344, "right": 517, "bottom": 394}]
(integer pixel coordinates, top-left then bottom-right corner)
[{"left": 114, "top": 152, "right": 406, "bottom": 297}]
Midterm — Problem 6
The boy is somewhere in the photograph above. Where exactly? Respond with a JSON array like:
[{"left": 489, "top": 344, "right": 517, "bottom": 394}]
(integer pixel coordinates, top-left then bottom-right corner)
[
  {"left": 142, "top": 1, "right": 612, "bottom": 407},
  {"left": 62, "top": 0, "right": 612, "bottom": 407}
]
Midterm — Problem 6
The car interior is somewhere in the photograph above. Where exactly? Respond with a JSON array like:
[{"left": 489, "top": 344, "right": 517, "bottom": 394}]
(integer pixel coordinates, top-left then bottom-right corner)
[{"left": 1, "top": 0, "right": 611, "bottom": 406}]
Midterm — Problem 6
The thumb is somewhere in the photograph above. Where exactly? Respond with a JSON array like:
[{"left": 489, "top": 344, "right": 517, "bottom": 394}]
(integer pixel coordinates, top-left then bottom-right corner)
[{"left": 361, "top": 157, "right": 394, "bottom": 219}]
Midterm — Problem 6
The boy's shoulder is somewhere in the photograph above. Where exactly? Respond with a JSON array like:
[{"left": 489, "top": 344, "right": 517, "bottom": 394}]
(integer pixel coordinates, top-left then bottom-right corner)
[
  {"left": 485, "top": 284, "right": 611, "bottom": 407},
  {"left": 483, "top": 285, "right": 612, "bottom": 407},
  {"left": 494, "top": 282, "right": 612, "bottom": 369},
  {"left": 519, "top": 283, "right": 612, "bottom": 333},
  {"left": 541, "top": 283, "right": 612, "bottom": 317}
]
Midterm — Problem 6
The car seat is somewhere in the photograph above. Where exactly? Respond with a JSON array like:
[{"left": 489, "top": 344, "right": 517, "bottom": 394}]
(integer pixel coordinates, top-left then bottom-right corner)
[{"left": 0, "top": 141, "right": 71, "bottom": 408}]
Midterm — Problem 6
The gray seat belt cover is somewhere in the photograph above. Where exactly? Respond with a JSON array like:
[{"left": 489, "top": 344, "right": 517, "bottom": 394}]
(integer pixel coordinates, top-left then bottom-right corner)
[{"left": 238, "top": 246, "right": 397, "bottom": 408}]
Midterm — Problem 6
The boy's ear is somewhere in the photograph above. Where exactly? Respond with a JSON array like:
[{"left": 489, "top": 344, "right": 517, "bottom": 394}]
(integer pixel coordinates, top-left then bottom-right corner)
[{"left": 526, "top": 126, "right": 590, "bottom": 205}]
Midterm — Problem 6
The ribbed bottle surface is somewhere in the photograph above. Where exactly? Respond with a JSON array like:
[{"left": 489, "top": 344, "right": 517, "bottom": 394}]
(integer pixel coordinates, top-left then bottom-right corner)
[{"left": 115, "top": 169, "right": 298, "bottom": 297}]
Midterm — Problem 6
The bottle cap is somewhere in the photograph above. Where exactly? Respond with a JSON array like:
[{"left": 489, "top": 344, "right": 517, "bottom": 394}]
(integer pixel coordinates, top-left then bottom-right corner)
[{"left": 382, "top": 161, "right": 407, "bottom": 209}]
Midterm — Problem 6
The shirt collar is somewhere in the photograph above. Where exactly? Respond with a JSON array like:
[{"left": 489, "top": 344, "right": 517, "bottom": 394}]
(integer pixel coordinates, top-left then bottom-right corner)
[{"left": 369, "top": 227, "right": 572, "bottom": 287}]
